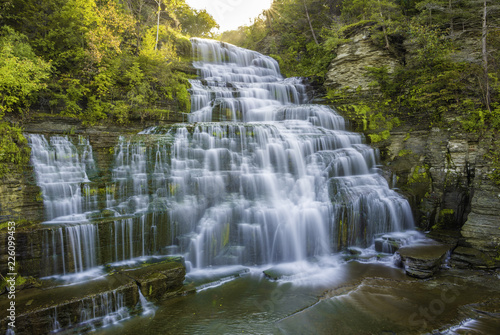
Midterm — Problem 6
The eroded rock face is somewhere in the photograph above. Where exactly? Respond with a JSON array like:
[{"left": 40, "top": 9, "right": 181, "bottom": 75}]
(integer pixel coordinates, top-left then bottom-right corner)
[
  {"left": 460, "top": 179, "right": 500, "bottom": 267},
  {"left": 325, "top": 33, "right": 399, "bottom": 92},
  {"left": 378, "top": 127, "right": 500, "bottom": 268},
  {"left": 324, "top": 29, "right": 500, "bottom": 269},
  {"left": 0, "top": 166, "right": 45, "bottom": 224}
]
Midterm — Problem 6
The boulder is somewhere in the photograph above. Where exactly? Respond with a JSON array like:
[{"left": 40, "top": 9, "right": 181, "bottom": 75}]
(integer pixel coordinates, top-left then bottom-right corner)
[{"left": 396, "top": 242, "right": 452, "bottom": 279}]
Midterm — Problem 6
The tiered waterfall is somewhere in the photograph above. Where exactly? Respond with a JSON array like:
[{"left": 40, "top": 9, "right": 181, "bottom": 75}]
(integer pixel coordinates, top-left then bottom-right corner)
[{"left": 28, "top": 38, "right": 414, "bottom": 277}]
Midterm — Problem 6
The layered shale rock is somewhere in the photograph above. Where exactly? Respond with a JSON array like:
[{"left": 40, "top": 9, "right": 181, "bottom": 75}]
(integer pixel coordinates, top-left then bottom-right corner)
[{"left": 325, "top": 32, "right": 399, "bottom": 93}]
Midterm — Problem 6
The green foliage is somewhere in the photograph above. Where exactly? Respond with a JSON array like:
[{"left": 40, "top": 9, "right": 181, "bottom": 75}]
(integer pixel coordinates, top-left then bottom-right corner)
[
  {"left": 398, "top": 148, "right": 413, "bottom": 157},
  {"left": 175, "top": 3, "right": 219, "bottom": 37},
  {"left": 368, "top": 130, "right": 390, "bottom": 143},
  {"left": 0, "top": 0, "right": 198, "bottom": 126},
  {"left": 0, "top": 26, "right": 51, "bottom": 117},
  {"left": 485, "top": 139, "right": 500, "bottom": 187},
  {"left": 0, "top": 122, "right": 31, "bottom": 178},
  {"left": 331, "top": 98, "right": 401, "bottom": 142},
  {"left": 408, "top": 165, "right": 430, "bottom": 184}
]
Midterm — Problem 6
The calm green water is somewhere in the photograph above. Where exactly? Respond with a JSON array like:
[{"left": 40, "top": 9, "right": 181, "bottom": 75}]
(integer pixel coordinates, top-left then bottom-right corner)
[{"left": 95, "top": 260, "right": 500, "bottom": 335}]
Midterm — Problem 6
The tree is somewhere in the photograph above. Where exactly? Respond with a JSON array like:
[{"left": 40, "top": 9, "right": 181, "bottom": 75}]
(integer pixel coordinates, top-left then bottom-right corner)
[
  {"left": 342, "top": 0, "right": 401, "bottom": 48},
  {"left": 482, "top": 0, "right": 490, "bottom": 111},
  {"left": 0, "top": 26, "right": 51, "bottom": 117},
  {"left": 174, "top": 4, "right": 218, "bottom": 37},
  {"left": 303, "top": 0, "right": 319, "bottom": 44}
]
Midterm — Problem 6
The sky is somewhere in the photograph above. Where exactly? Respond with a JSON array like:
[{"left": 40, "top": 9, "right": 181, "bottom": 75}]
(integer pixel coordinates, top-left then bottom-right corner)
[{"left": 185, "top": 0, "right": 272, "bottom": 32}]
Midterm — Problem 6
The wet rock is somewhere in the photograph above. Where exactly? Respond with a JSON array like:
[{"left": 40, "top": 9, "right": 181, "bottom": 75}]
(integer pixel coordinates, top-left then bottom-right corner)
[
  {"left": 375, "top": 236, "right": 401, "bottom": 254},
  {"left": 460, "top": 180, "right": 500, "bottom": 268},
  {"left": 122, "top": 257, "right": 186, "bottom": 301},
  {"left": 451, "top": 246, "right": 497, "bottom": 269},
  {"left": 263, "top": 266, "right": 299, "bottom": 280},
  {"left": 347, "top": 247, "right": 362, "bottom": 255},
  {"left": 280, "top": 268, "right": 500, "bottom": 335},
  {"left": 396, "top": 242, "right": 452, "bottom": 279},
  {"left": 186, "top": 266, "right": 250, "bottom": 290},
  {"left": 426, "top": 229, "right": 460, "bottom": 248},
  {"left": 0, "top": 259, "right": 186, "bottom": 335},
  {"left": 0, "top": 272, "right": 138, "bottom": 335},
  {"left": 374, "top": 231, "right": 423, "bottom": 254}
]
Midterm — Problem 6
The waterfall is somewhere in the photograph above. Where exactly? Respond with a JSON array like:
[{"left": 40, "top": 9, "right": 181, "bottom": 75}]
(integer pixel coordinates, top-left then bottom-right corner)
[
  {"left": 49, "top": 290, "right": 130, "bottom": 332},
  {"left": 28, "top": 134, "right": 97, "bottom": 222},
  {"left": 28, "top": 38, "right": 414, "bottom": 278},
  {"left": 165, "top": 38, "right": 414, "bottom": 269}
]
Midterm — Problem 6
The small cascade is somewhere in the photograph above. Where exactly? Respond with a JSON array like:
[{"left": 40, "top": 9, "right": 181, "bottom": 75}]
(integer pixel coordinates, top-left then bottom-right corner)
[
  {"left": 111, "top": 136, "right": 171, "bottom": 215},
  {"left": 138, "top": 289, "right": 156, "bottom": 316},
  {"left": 28, "top": 134, "right": 97, "bottom": 222},
  {"left": 79, "top": 290, "right": 130, "bottom": 328},
  {"left": 48, "top": 290, "right": 130, "bottom": 333},
  {"left": 50, "top": 307, "right": 62, "bottom": 333},
  {"left": 42, "top": 223, "right": 99, "bottom": 276},
  {"left": 30, "top": 134, "right": 174, "bottom": 278},
  {"left": 39, "top": 212, "right": 172, "bottom": 277},
  {"left": 112, "top": 137, "right": 150, "bottom": 214}
]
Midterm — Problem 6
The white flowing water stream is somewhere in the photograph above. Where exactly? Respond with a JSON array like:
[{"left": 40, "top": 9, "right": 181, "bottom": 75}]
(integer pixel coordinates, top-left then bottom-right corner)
[{"left": 165, "top": 38, "right": 414, "bottom": 270}]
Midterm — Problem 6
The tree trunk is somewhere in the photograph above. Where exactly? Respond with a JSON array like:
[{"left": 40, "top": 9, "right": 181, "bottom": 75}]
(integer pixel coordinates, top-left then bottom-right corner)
[
  {"left": 449, "top": 0, "right": 454, "bottom": 35},
  {"left": 303, "top": 0, "right": 319, "bottom": 45},
  {"left": 377, "top": 0, "right": 390, "bottom": 49},
  {"left": 482, "top": 0, "right": 490, "bottom": 111},
  {"left": 155, "top": 0, "right": 161, "bottom": 50}
]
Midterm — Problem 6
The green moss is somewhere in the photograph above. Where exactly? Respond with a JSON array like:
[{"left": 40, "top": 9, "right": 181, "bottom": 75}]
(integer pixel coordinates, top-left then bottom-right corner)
[
  {"left": 0, "top": 122, "right": 31, "bottom": 178},
  {"left": 398, "top": 149, "right": 413, "bottom": 157},
  {"left": 408, "top": 165, "right": 430, "bottom": 184},
  {"left": 338, "top": 20, "right": 377, "bottom": 38},
  {"left": 222, "top": 224, "right": 230, "bottom": 247},
  {"left": 432, "top": 209, "right": 456, "bottom": 230},
  {"left": 368, "top": 130, "right": 390, "bottom": 143}
]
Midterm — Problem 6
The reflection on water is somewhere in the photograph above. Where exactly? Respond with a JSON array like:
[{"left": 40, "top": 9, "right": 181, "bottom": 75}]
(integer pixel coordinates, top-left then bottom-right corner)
[{"left": 95, "top": 260, "right": 500, "bottom": 335}]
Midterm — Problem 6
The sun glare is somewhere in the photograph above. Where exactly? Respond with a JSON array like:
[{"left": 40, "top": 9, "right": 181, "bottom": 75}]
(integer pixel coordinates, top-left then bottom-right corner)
[{"left": 186, "top": 0, "right": 273, "bottom": 32}]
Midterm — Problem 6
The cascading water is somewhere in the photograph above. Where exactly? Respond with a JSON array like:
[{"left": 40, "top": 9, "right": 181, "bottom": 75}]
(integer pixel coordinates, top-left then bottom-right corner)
[
  {"left": 29, "top": 134, "right": 97, "bottom": 222},
  {"left": 27, "top": 38, "right": 413, "bottom": 279},
  {"left": 164, "top": 38, "right": 414, "bottom": 270}
]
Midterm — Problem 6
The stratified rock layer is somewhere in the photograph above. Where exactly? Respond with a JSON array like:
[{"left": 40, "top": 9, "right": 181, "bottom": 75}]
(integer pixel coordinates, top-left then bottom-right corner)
[
  {"left": 325, "top": 33, "right": 399, "bottom": 92},
  {"left": 396, "top": 242, "right": 452, "bottom": 278},
  {"left": 0, "top": 258, "right": 185, "bottom": 335}
]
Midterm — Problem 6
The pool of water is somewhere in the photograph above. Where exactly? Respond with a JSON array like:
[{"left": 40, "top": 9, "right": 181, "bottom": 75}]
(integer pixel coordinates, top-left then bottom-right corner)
[{"left": 93, "top": 258, "right": 500, "bottom": 335}]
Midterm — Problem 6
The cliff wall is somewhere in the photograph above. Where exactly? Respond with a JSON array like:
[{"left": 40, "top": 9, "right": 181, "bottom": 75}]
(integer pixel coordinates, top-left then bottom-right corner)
[{"left": 325, "top": 32, "right": 500, "bottom": 269}]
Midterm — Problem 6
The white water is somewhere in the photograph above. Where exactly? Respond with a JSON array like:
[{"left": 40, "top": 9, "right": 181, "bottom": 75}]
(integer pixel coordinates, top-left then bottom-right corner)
[
  {"left": 138, "top": 289, "right": 156, "bottom": 316},
  {"left": 165, "top": 38, "right": 414, "bottom": 269},
  {"left": 29, "top": 134, "right": 97, "bottom": 222},
  {"left": 28, "top": 39, "right": 414, "bottom": 280}
]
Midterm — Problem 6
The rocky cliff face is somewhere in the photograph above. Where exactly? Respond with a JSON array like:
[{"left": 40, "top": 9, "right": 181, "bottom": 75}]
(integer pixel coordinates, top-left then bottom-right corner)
[
  {"left": 325, "top": 32, "right": 399, "bottom": 92},
  {"left": 379, "top": 127, "right": 500, "bottom": 268},
  {"left": 325, "top": 33, "right": 500, "bottom": 269}
]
